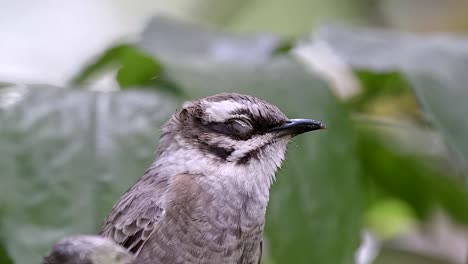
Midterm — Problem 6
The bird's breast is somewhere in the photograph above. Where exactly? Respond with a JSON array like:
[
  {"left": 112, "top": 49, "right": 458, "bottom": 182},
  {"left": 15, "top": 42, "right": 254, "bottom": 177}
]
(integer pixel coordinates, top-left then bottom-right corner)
[{"left": 141, "top": 174, "right": 266, "bottom": 263}]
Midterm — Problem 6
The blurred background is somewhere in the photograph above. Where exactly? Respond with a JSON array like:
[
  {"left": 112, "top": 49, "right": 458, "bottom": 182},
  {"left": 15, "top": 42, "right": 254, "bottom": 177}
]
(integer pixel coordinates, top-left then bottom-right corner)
[{"left": 2, "top": 0, "right": 468, "bottom": 263}]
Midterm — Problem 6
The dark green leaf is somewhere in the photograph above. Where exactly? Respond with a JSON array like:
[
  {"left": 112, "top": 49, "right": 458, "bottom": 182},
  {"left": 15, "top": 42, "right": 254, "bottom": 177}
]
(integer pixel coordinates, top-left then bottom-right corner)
[
  {"left": 271, "top": 38, "right": 295, "bottom": 55},
  {"left": 115, "top": 46, "right": 162, "bottom": 88},
  {"left": 349, "top": 71, "right": 420, "bottom": 120},
  {"left": 72, "top": 44, "right": 131, "bottom": 85},
  {"left": 72, "top": 44, "right": 168, "bottom": 91},
  {"left": 0, "top": 239, "right": 13, "bottom": 264},
  {"left": 358, "top": 129, "right": 468, "bottom": 224}
]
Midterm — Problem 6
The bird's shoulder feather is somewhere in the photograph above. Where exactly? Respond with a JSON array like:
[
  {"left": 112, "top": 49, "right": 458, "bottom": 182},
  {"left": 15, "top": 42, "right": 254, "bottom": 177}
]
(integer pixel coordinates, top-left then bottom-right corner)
[{"left": 100, "top": 172, "right": 169, "bottom": 254}]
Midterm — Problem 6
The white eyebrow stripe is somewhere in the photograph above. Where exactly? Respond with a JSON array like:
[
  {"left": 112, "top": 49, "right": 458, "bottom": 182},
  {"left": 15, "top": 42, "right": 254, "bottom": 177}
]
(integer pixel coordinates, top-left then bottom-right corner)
[
  {"left": 229, "top": 114, "right": 250, "bottom": 120},
  {"left": 205, "top": 100, "right": 246, "bottom": 122}
]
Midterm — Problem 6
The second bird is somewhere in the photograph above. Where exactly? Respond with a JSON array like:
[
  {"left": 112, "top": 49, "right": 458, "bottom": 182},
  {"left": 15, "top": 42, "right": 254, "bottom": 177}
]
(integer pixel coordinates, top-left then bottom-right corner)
[{"left": 100, "top": 93, "right": 326, "bottom": 264}]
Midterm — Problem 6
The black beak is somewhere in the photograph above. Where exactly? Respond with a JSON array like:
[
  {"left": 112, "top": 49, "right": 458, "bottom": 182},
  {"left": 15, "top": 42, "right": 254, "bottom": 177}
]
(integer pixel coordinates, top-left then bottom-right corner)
[{"left": 268, "top": 119, "right": 326, "bottom": 137}]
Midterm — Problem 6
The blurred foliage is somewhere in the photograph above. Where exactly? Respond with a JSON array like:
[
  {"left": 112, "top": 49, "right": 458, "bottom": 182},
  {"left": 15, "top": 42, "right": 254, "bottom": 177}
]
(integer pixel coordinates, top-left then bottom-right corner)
[
  {"left": 358, "top": 129, "right": 468, "bottom": 223},
  {"left": 349, "top": 71, "right": 421, "bottom": 121},
  {"left": 0, "top": 86, "right": 180, "bottom": 264},
  {"left": 1, "top": 18, "right": 362, "bottom": 264},
  {"left": 73, "top": 44, "right": 161, "bottom": 88},
  {"left": 375, "top": 247, "right": 457, "bottom": 264},
  {"left": 2, "top": 16, "right": 468, "bottom": 264},
  {"left": 316, "top": 25, "right": 468, "bottom": 177},
  {"left": 364, "top": 198, "right": 417, "bottom": 239},
  {"left": 219, "top": 0, "right": 380, "bottom": 35},
  {"left": 0, "top": 240, "right": 12, "bottom": 264},
  {"left": 73, "top": 44, "right": 183, "bottom": 95}
]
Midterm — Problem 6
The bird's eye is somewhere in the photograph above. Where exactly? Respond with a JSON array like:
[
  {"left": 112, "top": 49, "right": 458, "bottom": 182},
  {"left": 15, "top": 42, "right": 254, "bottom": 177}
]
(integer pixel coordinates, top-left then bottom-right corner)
[{"left": 227, "top": 119, "right": 253, "bottom": 138}]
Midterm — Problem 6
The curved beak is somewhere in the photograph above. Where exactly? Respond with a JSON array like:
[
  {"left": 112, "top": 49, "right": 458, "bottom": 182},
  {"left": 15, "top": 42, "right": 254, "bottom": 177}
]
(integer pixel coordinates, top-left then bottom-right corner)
[{"left": 268, "top": 119, "right": 326, "bottom": 137}]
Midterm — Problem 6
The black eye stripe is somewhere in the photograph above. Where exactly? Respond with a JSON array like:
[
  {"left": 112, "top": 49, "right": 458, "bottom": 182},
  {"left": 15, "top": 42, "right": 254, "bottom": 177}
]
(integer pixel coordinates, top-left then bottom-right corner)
[
  {"left": 228, "top": 109, "right": 283, "bottom": 133},
  {"left": 202, "top": 143, "right": 233, "bottom": 160},
  {"left": 208, "top": 122, "right": 238, "bottom": 136},
  {"left": 204, "top": 122, "right": 250, "bottom": 140},
  {"left": 236, "top": 143, "right": 269, "bottom": 165},
  {"left": 204, "top": 118, "right": 280, "bottom": 140},
  {"left": 190, "top": 108, "right": 286, "bottom": 141}
]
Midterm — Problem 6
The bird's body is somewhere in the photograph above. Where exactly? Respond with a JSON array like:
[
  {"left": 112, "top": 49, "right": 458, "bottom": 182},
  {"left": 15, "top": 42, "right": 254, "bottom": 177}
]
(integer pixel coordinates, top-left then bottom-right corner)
[{"left": 100, "top": 93, "right": 325, "bottom": 264}]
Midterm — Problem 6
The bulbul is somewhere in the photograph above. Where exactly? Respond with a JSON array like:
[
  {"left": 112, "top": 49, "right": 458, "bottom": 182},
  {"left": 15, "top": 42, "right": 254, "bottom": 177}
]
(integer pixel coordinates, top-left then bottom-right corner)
[
  {"left": 43, "top": 235, "right": 135, "bottom": 264},
  {"left": 100, "top": 93, "right": 325, "bottom": 264}
]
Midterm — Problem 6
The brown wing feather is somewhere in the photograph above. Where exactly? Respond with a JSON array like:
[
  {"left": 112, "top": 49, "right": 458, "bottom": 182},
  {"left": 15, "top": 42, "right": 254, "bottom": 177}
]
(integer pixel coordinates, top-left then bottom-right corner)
[{"left": 100, "top": 173, "right": 167, "bottom": 255}]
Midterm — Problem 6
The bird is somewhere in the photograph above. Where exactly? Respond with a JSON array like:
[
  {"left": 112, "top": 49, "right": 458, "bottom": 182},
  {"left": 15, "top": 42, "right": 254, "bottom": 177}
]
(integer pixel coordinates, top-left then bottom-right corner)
[
  {"left": 100, "top": 93, "right": 326, "bottom": 264},
  {"left": 43, "top": 235, "right": 135, "bottom": 264}
]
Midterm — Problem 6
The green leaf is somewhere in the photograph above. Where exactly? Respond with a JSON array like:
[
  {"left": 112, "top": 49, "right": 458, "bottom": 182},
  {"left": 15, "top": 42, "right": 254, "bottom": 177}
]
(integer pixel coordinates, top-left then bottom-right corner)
[
  {"left": 136, "top": 17, "right": 363, "bottom": 264},
  {"left": 115, "top": 46, "right": 162, "bottom": 88},
  {"left": 72, "top": 44, "right": 130, "bottom": 85},
  {"left": 349, "top": 71, "right": 420, "bottom": 121},
  {"left": 365, "top": 198, "right": 417, "bottom": 239},
  {"left": 407, "top": 59, "right": 468, "bottom": 175},
  {"left": 0, "top": 85, "right": 180, "bottom": 263},
  {"left": 72, "top": 44, "right": 167, "bottom": 90},
  {"left": 0, "top": 240, "right": 13, "bottom": 264},
  {"left": 316, "top": 25, "right": 468, "bottom": 73},
  {"left": 358, "top": 129, "right": 468, "bottom": 224}
]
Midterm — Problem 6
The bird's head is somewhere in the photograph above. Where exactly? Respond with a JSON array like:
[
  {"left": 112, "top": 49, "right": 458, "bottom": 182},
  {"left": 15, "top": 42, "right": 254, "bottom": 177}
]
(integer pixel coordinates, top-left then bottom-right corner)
[
  {"left": 43, "top": 235, "right": 135, "bottom": 264},
  {"left": 155, "top": 93, "right": 325, "bottom": 190}
]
